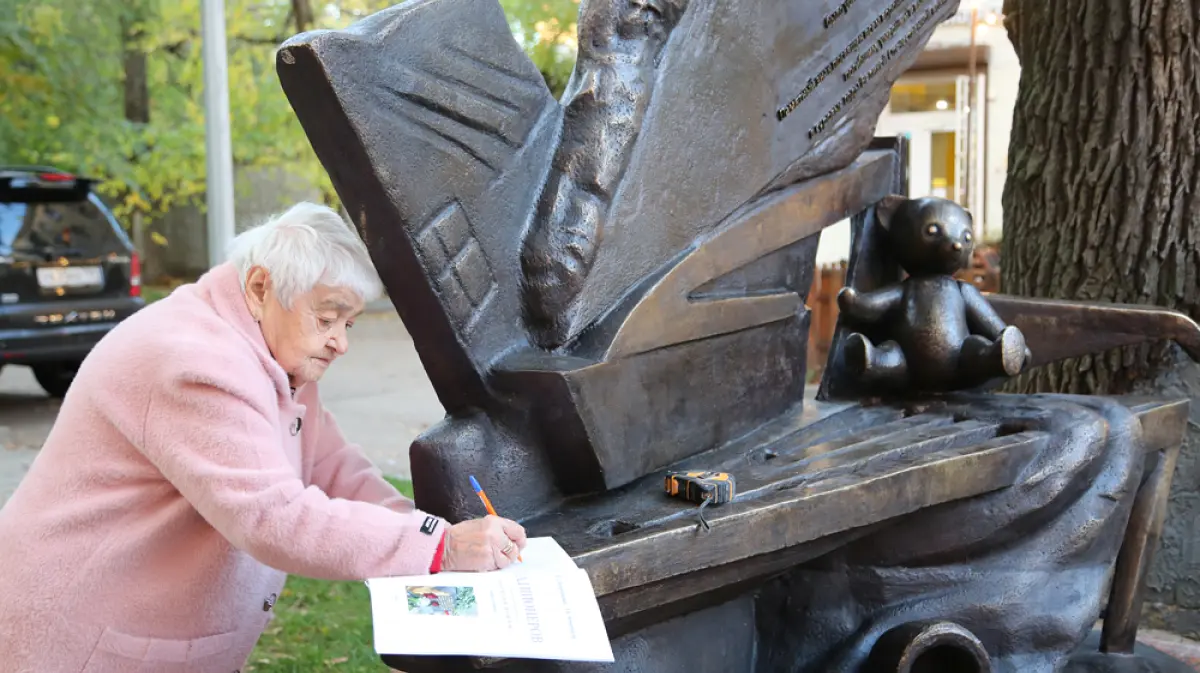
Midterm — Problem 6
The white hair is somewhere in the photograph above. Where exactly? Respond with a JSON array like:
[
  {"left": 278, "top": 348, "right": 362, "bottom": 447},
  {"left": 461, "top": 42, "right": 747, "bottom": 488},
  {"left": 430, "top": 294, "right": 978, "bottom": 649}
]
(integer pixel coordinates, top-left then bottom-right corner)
[{"left": 226, "top": 201, "right": 384, "bottom": 308}]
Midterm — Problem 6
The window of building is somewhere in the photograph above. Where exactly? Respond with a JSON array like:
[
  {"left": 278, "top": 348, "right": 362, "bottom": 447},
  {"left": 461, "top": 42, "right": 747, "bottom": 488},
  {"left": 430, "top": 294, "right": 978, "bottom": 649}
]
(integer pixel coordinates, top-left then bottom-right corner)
[
  {"left": 929, "top": 131, "right": 958, "bottom": 202},
  {"left": 889, "top": 81, "right": 959, "bottom": 113}
]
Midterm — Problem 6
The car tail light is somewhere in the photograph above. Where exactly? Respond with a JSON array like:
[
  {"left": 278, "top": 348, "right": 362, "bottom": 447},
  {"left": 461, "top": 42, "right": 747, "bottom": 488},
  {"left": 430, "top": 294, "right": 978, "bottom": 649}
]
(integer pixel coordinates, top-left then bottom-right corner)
[
  {"left": 37, "top": 172, "right": 75, "bottom": 183},
  {"left": 130, "top": 252, "right": 142, "bottom": 297}
]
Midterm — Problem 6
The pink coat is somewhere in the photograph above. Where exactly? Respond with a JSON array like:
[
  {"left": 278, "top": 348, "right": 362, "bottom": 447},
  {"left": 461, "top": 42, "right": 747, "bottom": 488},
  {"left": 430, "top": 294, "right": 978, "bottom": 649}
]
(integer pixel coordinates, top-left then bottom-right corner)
[{"left": 0, "top": 262, "right": 448, "bottom": 673}]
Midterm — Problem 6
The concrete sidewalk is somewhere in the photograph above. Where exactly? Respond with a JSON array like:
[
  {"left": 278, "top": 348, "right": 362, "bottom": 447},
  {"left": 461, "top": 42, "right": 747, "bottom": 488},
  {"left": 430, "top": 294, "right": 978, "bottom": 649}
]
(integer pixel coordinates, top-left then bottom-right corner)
[
  {"left": 311, "top": 310, "right": 443, "bottom": 478},
  {"left": 1136, "top": 628, "right": 1200, "bottom": 669},
  {"left": 367, "top": 297, "right": 398, "bottom": 315}
]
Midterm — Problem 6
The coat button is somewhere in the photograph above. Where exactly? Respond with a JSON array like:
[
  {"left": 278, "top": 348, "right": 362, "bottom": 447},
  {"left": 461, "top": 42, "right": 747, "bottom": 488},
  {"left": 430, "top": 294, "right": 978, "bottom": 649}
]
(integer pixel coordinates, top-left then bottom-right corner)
[
  {"left": 263, "top": 593, "right": 277, "bottom": 611},
  {"left": 290, "top": 418, "right": 302, "bottom": 436}
]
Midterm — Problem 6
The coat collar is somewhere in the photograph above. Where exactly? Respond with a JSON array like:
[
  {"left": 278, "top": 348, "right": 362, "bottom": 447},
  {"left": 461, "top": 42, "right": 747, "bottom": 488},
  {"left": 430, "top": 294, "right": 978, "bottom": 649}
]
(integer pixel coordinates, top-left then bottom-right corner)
[{"left": 196, "top": 262, "right": 302, "bottom": 401}]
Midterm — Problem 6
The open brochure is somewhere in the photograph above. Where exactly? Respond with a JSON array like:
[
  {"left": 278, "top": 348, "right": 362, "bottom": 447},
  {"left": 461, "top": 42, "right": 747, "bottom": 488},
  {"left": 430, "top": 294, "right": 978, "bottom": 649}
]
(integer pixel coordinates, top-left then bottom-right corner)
[{"left": 365, "top": 537, "right": 615, "bottom": 662}]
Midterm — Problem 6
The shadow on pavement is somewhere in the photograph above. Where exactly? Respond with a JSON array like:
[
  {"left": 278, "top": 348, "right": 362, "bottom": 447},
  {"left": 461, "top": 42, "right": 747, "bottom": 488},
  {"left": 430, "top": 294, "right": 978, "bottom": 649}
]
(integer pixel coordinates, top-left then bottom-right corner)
[
  {"left": 0, "top": 366, "right": 59, "bottom": 450},
  {"left": 0, "top": 366, "right": 57, "bottom": 505}
]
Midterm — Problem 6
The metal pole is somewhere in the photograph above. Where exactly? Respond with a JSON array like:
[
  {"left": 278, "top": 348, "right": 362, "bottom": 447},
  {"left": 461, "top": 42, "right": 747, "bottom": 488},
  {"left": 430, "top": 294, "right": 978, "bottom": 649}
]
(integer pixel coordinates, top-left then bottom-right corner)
[
  {"left": 201, "top": 0, "right": 236, "bottom": 268},
  {"left": 966, "top": 5, "right": 979, "bottom": 237}
]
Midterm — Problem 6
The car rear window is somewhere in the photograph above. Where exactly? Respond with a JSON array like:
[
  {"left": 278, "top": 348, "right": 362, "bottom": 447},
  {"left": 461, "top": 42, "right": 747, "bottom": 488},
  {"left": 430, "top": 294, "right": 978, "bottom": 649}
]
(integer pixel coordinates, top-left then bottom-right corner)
[{"left": 0, "top": 198, "right": 124, "bottom": 258}]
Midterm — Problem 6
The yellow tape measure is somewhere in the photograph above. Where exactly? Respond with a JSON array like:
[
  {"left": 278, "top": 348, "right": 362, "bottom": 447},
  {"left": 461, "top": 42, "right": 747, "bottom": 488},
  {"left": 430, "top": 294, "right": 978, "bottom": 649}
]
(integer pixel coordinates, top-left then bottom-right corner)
[{"left": 664, "top": 470, "right": 736, "bottom": 531}]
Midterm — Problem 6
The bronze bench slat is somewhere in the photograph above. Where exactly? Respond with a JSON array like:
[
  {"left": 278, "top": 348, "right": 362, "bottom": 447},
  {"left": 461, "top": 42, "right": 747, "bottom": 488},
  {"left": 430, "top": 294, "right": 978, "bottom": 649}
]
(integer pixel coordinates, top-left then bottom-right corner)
[
  {"left": 570, "top": 430, "right": 1048, "bottom": 597},
  {"left": 518, "top": 396, "right": 1185, "bottom": 602},
  {"left": 526, "top": 412, "right": 997, "bottom": 543}
]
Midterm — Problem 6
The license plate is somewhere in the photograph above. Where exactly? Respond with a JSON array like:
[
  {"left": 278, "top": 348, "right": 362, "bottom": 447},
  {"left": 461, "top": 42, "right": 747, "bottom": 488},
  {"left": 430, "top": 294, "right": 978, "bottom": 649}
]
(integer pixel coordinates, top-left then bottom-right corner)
[{"left": 36, "top": 265, "right": 104, "bottom": 289}]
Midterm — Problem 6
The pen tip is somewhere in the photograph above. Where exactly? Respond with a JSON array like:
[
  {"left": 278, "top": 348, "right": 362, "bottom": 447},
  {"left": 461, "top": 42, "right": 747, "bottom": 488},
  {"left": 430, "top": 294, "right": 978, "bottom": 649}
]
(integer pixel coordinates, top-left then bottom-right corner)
[{"left": 469, "top": 475, "right": 481, "bottom": 492}]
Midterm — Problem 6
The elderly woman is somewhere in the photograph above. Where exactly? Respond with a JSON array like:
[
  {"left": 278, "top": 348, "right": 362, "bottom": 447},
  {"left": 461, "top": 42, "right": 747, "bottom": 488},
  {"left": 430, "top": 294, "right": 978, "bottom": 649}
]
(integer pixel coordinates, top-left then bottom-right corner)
[{"left": 0, "top": 202, "right": 526, "bottom": 672}]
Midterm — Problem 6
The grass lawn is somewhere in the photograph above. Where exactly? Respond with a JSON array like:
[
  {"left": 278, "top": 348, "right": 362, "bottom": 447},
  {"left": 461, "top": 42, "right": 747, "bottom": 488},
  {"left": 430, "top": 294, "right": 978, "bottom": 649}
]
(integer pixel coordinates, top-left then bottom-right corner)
[
  {"left": 142, "top": 284, "right": 178, "bottom": 304},
  {"left": 243, "top": 476, "right": 413, "bottom": 672}
]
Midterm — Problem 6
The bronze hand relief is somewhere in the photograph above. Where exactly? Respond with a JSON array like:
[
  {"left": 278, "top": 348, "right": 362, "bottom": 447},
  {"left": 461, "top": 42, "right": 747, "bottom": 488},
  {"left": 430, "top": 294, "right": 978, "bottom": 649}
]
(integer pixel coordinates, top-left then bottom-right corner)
[{"left": 520, "top": 0, "right": 689, "bottom": 349}]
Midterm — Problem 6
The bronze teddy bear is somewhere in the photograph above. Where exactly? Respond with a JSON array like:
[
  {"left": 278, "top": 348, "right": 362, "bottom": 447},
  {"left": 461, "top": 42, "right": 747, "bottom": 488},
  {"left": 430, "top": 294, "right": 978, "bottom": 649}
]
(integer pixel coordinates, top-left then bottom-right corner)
[{"left": 836, "top": 197, "right": 1031, "bottom": 392}]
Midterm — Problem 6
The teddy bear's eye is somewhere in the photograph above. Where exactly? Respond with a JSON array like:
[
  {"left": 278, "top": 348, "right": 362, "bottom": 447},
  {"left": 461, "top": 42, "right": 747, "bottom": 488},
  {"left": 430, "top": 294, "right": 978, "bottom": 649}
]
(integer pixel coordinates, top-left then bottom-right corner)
[
  {"left": 964, "top": 232, "right": 973, "bottom": 242},
  {"left": 926, "top": 224, "right": 940, "bottom": 236}
]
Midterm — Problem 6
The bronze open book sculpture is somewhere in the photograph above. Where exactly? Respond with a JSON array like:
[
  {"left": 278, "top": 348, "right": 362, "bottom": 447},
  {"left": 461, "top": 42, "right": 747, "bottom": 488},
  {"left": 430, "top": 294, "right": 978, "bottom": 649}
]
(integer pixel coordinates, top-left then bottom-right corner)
[{"left": 275, "top": 0, "right": 1199, "bottom": 670}]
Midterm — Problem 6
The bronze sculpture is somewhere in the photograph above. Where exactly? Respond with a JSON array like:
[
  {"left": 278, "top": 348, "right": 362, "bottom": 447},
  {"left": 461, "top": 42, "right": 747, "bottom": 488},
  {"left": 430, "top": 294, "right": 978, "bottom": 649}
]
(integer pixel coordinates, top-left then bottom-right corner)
[
  {"left": 520, "top": 0, "right": 692, "bottom": 348},
  {"left": 837, "top": 196, "right": 1031, "bottom": 392},
  {"left": 274, "top": 0, "right": 1199, "bottom": 670}
]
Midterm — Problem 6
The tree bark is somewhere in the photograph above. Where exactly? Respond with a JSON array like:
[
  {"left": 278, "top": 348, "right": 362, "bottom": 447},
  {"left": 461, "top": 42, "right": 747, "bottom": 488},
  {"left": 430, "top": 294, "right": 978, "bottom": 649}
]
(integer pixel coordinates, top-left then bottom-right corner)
[
  {"left": 122, "top": 45, "right": 149, "bottom": 125},
  {"left": 1001, "top": 0, "right": 1200, "bottom": 636},
  {"left": 292, "top": 0, "right": 315, "bottom": 32},
  {"left": 120, "top": 7, "right": 149, "bottom": 126},
  {"left": 121, "top": 11, "right": 151, "bottom": 274},
  {"left": 1002, "top": 0, "right": 1200, "bottom": 394}
]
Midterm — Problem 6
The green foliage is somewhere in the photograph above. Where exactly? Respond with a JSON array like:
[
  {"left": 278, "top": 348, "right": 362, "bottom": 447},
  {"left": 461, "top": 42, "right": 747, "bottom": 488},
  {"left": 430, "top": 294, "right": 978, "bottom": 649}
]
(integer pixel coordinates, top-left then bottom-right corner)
[
  {"left": 1, "top": 0, "right": 341, "bottom": 223},
  {"left": 0, "top": 0, "right": 579, "bottom": 232},
  {"left": 1, "top": 1, "right": 130, "bottom": 192},
  {"left": 500, "top": 0, "right": 581, "bottom": 98}
]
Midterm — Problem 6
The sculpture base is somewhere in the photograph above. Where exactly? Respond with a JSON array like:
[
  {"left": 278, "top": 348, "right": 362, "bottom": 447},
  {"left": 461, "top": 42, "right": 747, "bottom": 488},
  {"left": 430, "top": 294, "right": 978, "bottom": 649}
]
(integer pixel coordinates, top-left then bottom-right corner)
[{"left": 1066, "top": 631, "right": 1196, "bottom": 673}]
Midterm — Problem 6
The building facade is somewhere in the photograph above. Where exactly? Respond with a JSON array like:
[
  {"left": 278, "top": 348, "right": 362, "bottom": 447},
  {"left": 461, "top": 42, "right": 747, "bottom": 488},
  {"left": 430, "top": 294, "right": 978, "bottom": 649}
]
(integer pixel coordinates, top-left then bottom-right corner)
[{"left": 816, "top": 0, "right": 1015, "bottom": 263}]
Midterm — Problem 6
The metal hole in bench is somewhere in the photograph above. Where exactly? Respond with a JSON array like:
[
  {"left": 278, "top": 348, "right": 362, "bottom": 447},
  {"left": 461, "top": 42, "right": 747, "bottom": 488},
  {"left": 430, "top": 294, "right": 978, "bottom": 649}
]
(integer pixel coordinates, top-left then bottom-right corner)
[
  {"left": 995, "top": 422, "right": 1029, "bottom": 437},
  {"left": 587, "top": 519, "right": 642, "bottom": 537},
  {"left": 909, "top": 644, "right": 988, "bottom": 673},
  {"left": 749, "top": 448, "right": 780, "bottom": 463},
  {"left": 947, "top": 413, "right": 1031, "bottom": 438}
]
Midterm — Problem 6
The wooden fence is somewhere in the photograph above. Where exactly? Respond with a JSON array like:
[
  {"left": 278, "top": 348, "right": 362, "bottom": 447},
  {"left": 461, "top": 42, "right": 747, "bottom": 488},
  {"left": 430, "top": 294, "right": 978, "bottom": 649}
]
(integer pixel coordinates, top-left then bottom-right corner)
[{"left": 805, "top": 245, "right": 1001, "bottom": 379}]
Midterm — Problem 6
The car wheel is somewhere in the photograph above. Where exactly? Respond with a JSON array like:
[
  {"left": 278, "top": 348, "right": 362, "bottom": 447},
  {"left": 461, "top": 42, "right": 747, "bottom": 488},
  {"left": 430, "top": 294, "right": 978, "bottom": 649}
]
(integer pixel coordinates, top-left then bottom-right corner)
[{"left": 32, "top": 361, "right": 81, "bottom": 399}]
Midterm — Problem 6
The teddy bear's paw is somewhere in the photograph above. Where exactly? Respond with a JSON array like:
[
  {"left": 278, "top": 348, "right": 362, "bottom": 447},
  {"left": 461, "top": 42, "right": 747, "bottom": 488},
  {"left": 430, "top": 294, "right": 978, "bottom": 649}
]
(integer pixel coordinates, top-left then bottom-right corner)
[
  {"left": 998, "top": 326, "right": 1027, "bottom": 377},
  {"left": 845, "top": 332, "right": 873, "bottom": 375},
  {"left": 836, "top": 286, "right": 858, "bottom": 313}
]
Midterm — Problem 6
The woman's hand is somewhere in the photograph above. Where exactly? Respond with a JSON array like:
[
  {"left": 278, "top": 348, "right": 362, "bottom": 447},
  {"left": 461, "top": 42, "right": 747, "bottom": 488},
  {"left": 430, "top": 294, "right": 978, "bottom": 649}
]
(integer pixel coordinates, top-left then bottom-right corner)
[{"left": 440, "top": 515, "right": 528, "bottom": 571}]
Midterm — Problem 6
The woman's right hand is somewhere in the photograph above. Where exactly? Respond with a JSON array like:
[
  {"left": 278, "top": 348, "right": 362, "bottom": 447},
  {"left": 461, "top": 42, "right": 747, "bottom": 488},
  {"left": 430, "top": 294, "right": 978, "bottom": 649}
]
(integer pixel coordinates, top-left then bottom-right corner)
[{"left": 440, "top": 515, "right": 527, "bottom": 572}]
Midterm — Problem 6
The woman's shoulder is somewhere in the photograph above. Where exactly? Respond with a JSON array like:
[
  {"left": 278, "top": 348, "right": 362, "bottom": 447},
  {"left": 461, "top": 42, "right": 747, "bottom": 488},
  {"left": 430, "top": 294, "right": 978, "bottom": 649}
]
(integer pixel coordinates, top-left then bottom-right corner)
[{"left": 90, "top": 288, "right": 267, "bottom": 389}]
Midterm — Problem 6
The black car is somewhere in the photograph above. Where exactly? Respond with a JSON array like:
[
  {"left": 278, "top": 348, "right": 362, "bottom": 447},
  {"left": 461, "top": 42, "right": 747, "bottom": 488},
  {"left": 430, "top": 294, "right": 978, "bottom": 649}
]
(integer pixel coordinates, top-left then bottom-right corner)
[{"left": 0, "top": 166, "right": 145, "bottom": 398}]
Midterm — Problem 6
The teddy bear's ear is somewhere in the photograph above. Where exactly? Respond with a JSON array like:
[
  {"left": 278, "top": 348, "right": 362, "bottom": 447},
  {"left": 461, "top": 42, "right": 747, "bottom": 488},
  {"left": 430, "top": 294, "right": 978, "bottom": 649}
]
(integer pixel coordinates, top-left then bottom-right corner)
[{"left": 873, "top": 194, "right": 908, "bottom": 232}]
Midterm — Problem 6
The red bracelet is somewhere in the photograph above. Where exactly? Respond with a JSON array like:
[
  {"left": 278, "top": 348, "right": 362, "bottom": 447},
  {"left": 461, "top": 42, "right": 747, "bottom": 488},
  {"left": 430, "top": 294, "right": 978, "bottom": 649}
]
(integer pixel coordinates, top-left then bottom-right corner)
[{"left": 429, "top": 530, "right": 448, "bottom": 574}]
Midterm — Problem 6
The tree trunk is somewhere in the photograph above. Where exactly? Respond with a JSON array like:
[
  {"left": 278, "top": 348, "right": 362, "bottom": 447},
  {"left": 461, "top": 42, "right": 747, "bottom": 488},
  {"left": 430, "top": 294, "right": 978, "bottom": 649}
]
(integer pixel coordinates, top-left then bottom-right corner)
[
  {"left": 292, "top": 0, "right": 315, "bottom": 32},
  {"left": 121, "top": 10, "right": 154, "bottom": 279},
  {"left": 1001, "top": 0, "right": 1200, "bottom": 636},
  {"left": 122, "top": 45, "right": 149, "bottom": 125}
]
